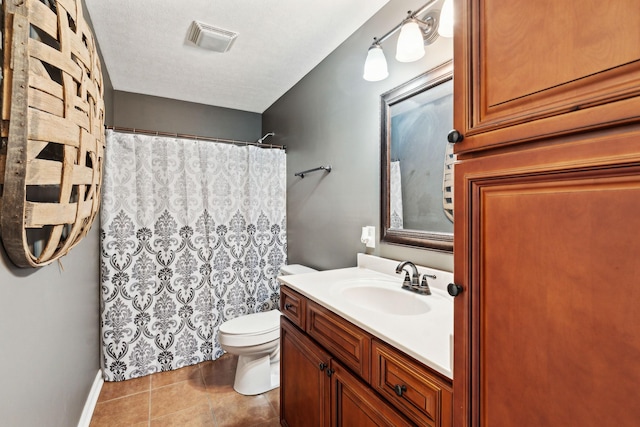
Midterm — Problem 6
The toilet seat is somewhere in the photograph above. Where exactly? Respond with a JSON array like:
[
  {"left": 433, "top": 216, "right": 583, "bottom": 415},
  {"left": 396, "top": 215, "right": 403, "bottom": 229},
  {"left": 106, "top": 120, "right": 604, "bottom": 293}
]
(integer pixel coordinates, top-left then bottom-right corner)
[{"left": 219, "top": 310, "right": 281, "bottom": 347}]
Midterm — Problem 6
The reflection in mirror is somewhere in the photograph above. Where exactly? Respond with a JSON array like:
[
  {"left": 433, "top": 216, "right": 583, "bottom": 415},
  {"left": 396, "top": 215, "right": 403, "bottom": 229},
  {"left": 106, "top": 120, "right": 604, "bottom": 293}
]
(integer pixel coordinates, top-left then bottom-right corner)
[{"left": 381, "top": 60, "right": 454, "bottom": 251}]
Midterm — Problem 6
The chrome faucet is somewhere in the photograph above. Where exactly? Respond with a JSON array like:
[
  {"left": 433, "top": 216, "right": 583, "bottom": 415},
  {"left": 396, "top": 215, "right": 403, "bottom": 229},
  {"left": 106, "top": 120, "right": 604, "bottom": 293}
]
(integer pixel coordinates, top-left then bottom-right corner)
[
  {"left": 395, "top": 261, "right": 434, "bottom": 295},
  {"left": 396, "top": 261, "right": 420, "bottom": 287}
]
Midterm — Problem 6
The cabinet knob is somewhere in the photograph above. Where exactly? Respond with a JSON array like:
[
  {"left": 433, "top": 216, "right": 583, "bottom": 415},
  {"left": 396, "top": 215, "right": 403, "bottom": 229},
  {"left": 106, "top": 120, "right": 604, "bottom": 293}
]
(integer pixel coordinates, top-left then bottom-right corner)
[
  {"left": 326, "top": 368, "right": 335, "bottom": 377},
  {"left": 447, "top": 283, "right": 464, "bottom": 297},
  {"left": 319, "top": 362, "right": 327, "bottom": 372},
  {"left": 394, "top": 384, "right": 407, "bottom": 397},
  {"left": 284, "top": 303, "right": 293, "bottom": 310},
  {"left": 447, "top": 129, "right": 464, "bottom": 143}
]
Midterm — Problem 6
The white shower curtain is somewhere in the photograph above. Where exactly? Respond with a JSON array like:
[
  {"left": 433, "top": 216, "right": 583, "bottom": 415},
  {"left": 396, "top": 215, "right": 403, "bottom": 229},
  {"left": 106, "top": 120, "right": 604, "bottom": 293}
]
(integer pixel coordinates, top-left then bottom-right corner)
[
  {"left": 99, "top": 130, "right": 286, "bottom": 381},
  {"left": 390, "top": 161, "right": 404, "bottom": 229}
]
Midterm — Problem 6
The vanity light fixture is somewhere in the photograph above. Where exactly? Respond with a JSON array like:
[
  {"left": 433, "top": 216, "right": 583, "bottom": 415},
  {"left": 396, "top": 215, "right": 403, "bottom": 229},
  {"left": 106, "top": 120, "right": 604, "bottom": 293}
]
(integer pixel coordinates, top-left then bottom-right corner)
[
  {"left": 363, "top": 41, "right": 389, "bottom": 81},
  {"left": 396, "top": 18, "right": 426, "bottom": 62},
  {"left": 363, "top": 0, "right": 453, "bottom": 82},
  {"left": 438, "top": 0, "right": 454, "bottom": 38}
]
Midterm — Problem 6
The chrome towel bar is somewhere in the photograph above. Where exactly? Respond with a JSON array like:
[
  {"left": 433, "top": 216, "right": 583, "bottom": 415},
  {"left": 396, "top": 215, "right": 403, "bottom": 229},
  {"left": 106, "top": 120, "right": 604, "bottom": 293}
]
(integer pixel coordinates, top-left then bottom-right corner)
[{"left": 294, "top": 165, "right": 332, "bottom": 178}]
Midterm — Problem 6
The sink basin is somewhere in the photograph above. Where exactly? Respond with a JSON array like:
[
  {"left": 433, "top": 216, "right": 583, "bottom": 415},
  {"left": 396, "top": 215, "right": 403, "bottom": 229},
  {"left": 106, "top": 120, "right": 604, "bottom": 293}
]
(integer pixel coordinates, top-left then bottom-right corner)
[{"left": 333, "top": 280, "right": 431, "bottom": 316}]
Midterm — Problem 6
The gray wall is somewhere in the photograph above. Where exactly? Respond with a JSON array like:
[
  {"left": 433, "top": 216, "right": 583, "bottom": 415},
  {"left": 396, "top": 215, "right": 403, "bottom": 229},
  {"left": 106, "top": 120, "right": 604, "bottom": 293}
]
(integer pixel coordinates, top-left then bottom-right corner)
[
  {"left": 0, "top": 236, "right": 101, "bottom": 426},
  {"left": 0, "top": 1, "right": 114, "bottom": 425},
  {"left": 263, "top": 0, "right": 454, "bottom": 272},
  {"left": 113, "top": 91, "right": 262, "bottom": 141}
]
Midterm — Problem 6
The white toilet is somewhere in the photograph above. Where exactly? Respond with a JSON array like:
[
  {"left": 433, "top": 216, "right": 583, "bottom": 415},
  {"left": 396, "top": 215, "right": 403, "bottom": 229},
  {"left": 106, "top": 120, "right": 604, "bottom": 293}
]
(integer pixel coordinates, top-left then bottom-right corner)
[{"left": 218, "top": 264, "right": 317, "bottom": 395}]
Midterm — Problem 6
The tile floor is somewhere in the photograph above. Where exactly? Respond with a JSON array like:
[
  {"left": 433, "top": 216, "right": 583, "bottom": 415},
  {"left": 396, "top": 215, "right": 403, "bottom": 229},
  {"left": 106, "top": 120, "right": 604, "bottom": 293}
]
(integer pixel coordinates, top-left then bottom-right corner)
[{"left": 90, "top": 354, "right": 280, "bottom": 427}]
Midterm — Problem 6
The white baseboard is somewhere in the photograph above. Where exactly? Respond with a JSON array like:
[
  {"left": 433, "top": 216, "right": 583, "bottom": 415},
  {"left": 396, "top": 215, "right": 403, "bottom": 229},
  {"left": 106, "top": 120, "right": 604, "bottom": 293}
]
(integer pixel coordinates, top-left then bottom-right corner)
[{"left": 78, "top": 370, "right": 104, "bottom": 427}]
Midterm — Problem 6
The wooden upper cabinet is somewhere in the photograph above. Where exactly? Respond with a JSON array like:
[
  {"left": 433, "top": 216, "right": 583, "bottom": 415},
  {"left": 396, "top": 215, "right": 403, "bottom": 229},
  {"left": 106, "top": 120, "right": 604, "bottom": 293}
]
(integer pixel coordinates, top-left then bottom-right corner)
[{"left": 453, "top": 0, "right": 640, "bottom": 153}]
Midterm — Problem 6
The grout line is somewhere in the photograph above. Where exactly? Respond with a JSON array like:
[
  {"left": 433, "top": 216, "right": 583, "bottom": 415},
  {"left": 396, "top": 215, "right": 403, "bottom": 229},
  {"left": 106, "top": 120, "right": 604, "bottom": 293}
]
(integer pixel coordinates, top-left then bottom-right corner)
[
  {"left": 148, "top": 374, "right": 152, "bottom": 427},
  {"left": 197, "top": 364, "right": 209, "bottom": 424},
  {"left": 201, "top": 363, "right": 220, "bottom": 426},
  {"left": 147, "top": 373, "right": 153, "bottom": 427}
]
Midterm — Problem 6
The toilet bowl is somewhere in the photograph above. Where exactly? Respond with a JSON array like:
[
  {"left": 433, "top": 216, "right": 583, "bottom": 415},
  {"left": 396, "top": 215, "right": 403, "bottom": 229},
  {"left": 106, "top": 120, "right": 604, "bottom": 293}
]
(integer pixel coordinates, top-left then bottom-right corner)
[
  {"left": 219, "top": 310, "right": 281, "bottom": 395},
  {"left": 218, "top": 264, "right": 317, "bottom": 395}
]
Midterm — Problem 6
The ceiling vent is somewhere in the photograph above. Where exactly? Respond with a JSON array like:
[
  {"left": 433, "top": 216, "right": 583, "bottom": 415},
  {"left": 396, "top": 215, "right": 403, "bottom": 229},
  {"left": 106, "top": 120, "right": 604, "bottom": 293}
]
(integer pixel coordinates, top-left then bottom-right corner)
[{"left": 187, "top": 20, "right": 238, "bottom": 53}]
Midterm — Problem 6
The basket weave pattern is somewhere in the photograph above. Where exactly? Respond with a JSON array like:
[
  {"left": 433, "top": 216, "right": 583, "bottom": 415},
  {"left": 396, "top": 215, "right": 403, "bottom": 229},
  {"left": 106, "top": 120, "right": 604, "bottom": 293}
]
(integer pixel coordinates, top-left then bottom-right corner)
[{"left": 0, "top": 0, "right": 105, "bottom": 267}]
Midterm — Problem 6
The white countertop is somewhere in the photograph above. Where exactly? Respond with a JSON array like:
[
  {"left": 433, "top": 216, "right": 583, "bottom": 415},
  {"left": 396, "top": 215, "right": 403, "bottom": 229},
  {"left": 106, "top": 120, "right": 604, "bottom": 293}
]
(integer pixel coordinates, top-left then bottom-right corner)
[{"left": 278, "top": 254, "right": 453, "bottom": 379}]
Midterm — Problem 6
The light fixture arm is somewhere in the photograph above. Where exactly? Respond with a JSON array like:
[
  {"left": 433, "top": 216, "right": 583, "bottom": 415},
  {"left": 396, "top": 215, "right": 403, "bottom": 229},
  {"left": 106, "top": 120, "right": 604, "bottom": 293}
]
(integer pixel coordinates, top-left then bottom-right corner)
[
  {"left": 414, "top": 15, "right": 435, "bottom": 27},
  {"left": 367, "top": 0, "right": 439, "bottom": 48}
]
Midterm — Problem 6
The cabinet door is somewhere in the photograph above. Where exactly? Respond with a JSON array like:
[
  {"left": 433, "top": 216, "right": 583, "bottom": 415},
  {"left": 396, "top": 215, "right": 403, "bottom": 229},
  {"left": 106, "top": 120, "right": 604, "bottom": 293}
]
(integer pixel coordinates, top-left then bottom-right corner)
[
  {"left": 330, "top": 360, "right": 412, "bottom": 427},
  {"left": 453, "top": 132, "right": 640, "bottom": 426},
  {"left": 454, "top": 0, "right": 640, "bottom": 153},
  {"left": 281, "top": 318, "right": 331, "bottom": 427}
]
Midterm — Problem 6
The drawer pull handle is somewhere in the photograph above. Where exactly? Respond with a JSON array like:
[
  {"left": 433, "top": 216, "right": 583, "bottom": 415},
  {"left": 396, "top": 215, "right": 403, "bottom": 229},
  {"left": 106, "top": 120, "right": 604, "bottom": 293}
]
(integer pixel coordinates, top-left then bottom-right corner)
[
  {"left": 394, "top": 384, "right": 407, "bottom": 397},
  {"left": 319, "top": 362, "right": 327, "bottom": 371},
  {"left": 284, "top": 303, "right": 293, "bottom": 310}
]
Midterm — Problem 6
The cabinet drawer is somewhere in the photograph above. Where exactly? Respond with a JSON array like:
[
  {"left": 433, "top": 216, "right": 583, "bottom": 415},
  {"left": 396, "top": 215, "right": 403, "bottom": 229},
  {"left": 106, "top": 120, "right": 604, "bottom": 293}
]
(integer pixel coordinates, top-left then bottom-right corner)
[
  {"left": 280, "top": 286, "right": 306, "bottom": 330},
  {"left": 307, "top": 300, "right": 371, "bottom": 382},
  {"left": 372, "top": 340, "right": 452, "bottom": 427}
]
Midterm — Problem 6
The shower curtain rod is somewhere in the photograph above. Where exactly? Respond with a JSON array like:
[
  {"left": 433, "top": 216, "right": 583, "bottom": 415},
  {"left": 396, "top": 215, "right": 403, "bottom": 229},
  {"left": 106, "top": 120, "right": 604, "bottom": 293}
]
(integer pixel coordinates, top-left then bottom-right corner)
[{"left": 105, "top": 126, "right": 286, "bottom": 150}]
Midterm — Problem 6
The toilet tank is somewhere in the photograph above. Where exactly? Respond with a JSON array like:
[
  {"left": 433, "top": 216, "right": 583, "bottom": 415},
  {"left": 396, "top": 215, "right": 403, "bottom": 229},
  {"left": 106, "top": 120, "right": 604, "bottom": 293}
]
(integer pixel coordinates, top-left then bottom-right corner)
[{"left": 279, "top": 264, "right": 317, "bottom": 275}]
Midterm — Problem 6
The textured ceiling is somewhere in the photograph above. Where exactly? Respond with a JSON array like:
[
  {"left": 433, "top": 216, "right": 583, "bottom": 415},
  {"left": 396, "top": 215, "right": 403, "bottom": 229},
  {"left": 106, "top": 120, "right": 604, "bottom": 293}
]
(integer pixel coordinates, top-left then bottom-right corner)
[{"left": 85, "top": 0, "right": 390, "bottom": 113}]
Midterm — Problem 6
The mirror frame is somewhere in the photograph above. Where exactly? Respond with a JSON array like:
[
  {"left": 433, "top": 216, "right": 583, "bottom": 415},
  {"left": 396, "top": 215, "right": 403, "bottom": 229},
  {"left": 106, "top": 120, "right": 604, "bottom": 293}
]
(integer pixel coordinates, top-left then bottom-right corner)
[{"left": 380, "top": 60, "right": 454, "bottom": 252}]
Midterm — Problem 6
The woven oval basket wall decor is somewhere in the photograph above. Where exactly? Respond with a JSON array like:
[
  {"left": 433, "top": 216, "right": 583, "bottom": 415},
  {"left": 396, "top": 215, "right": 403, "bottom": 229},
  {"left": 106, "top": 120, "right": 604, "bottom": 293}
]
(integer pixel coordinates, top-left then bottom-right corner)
[{"left": 0, "top": 0, "right": 105, "bottom": 267}]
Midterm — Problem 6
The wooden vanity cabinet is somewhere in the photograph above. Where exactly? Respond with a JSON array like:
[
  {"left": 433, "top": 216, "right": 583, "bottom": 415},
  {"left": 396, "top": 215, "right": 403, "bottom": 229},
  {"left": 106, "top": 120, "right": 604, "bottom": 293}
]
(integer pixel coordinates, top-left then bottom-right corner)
[
  {"left": 452, "top": 1, "right": 640, "bottom": 426},
  {"left": 454, "top": 0, "right": 640, "bottom": 153},
  {"left": 280, "top": 285, "right": 452, "bottom": 427}
]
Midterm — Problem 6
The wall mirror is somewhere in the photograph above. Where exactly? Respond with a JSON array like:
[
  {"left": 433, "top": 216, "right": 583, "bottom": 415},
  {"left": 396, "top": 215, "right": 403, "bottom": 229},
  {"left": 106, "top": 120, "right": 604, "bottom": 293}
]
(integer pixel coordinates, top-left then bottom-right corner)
[{"left": 381, "top": 60, "right": 454, "bottom": 251}]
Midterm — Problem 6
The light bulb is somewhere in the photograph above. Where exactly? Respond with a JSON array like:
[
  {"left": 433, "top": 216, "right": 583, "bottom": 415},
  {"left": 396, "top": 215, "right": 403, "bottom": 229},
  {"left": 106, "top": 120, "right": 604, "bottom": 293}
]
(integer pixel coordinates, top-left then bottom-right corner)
[
  {"left": 396, "top": 19, "right": 425, "bottom": 63},
  {"left": 363, "top": 44, "right": 389, "bottom": 81},
  {"left": 438, "top": 0, "right": 454, "bottom": 38}
]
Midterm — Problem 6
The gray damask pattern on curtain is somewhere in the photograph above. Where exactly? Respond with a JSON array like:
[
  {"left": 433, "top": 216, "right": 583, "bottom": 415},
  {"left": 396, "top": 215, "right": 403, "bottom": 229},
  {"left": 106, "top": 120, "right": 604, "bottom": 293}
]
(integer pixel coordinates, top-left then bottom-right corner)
[{"left": 100, "top": 130, "right": 286, "bottom": 381}]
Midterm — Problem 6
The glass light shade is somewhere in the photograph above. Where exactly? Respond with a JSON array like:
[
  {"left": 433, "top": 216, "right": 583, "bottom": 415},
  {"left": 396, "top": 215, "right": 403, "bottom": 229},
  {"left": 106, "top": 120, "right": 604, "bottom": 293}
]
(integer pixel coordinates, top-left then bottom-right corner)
[
  {"left": 396, "top": 19, "right": 425, "bottom": 62},
  {"left": 363, "top": 45, "right": 389, "bottom": 81},
  {"left": 438, "top": 0, "right": 454, "bottom": 38}
]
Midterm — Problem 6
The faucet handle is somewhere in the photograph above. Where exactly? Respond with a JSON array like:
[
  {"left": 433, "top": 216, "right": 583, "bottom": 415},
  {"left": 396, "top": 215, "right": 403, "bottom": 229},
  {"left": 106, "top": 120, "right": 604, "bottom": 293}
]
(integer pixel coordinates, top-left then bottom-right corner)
[
  {"left": 401, "top": 271, "right": 411, "bottom": 288},
  {"left": 419, "top": 274, "right": 432, "bottom": 295}
]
